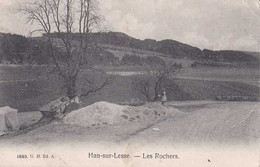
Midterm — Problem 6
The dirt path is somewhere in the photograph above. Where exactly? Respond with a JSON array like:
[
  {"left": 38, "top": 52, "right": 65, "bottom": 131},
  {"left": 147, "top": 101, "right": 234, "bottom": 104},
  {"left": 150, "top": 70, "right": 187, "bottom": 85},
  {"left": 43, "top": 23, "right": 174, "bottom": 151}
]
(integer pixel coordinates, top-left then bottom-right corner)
[{"left": 125, "top": 101, "right": 260, "bottom": 146}]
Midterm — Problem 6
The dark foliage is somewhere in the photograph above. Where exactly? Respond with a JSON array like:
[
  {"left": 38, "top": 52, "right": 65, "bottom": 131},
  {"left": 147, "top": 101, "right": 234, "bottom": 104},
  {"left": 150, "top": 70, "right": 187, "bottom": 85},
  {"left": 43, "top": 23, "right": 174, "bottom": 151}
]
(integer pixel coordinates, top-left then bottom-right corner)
[
  {"left": 121, "top": 54, "right": 142, "bottom": 66},
  {"left": 26, "top": 39, "right": 52, "bottom": 65},
  {"left": 85, "top": 47, "right": 119, "bottom": 66},
  {"left": 202, "top": 49, "right": 256, "bottom": 63},
  {"left": 1, "top": 34, "right": 29, "bottom": 64},
  {"left": 141, "top": 56, "right": 166, "bottom": 67},
  {"left": 133, "top": 63, "right": 183, "bottom": 102}
]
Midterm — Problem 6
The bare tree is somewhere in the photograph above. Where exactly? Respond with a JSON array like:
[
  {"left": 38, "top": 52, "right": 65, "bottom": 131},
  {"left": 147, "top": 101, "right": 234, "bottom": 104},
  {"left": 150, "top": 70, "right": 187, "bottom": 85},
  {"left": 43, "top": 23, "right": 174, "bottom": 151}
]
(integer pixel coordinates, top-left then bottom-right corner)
[
  {"left": 20, "top": 0, "right": 110, "bottom": 99},
  {"left": 133, "top": 63, "right": 182, "bottom": 102}
]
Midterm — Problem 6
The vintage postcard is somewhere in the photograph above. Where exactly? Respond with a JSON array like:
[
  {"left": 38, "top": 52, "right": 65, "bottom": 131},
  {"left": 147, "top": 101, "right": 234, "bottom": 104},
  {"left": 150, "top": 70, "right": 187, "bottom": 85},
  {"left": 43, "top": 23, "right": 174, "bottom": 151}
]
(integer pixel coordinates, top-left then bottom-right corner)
[{"left": 0, "top": 0, "right": 259, "bottom": 166}]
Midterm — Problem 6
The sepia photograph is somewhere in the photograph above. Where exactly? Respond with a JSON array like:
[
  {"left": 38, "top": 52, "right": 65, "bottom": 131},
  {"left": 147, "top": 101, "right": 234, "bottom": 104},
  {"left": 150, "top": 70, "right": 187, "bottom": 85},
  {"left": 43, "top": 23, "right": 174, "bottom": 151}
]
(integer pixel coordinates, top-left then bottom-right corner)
[{"left": 0, "top": 0, "right": 259, "bottom": 166}]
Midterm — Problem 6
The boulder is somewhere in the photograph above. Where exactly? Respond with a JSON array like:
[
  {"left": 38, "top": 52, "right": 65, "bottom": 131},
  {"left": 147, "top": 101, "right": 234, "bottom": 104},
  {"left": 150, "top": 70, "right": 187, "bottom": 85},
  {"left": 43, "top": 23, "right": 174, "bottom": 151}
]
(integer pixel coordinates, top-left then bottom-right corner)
[{"left": 0, "top": 106, "right": 20, "bottom": 135}]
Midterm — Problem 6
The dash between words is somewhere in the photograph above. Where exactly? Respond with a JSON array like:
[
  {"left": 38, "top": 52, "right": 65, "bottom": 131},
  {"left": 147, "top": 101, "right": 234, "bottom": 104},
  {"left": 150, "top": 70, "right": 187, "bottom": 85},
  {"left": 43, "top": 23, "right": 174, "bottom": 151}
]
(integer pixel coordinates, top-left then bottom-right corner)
[{"left": 88, "top": 152, "right": 179, "bottom": 159}]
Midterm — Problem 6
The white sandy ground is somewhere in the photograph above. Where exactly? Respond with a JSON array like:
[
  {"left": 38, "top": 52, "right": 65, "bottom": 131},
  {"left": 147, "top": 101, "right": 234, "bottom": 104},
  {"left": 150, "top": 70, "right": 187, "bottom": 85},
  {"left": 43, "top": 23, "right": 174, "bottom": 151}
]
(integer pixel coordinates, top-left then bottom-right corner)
[
  {"left": 0, "top": 101, "right": 259, "bottom": 167},
  {"left": 63, "top": 101, "right": 170, "bottom": 128}
]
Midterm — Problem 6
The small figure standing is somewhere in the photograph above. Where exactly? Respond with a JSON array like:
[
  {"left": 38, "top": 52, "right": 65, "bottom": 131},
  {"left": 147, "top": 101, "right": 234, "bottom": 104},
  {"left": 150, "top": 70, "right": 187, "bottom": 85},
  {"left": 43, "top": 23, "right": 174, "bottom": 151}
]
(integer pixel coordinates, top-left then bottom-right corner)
[{"left": 160, "top": 88, "right": 167, "bottom": 105}]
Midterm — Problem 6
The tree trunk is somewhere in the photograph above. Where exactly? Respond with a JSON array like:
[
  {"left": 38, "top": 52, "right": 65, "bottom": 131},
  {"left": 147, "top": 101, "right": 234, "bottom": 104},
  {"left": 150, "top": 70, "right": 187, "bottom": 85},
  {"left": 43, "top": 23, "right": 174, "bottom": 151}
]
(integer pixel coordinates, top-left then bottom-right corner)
[
  {"left": 66, "top": 77, "right": 77, "bottom": 99},
  {"left": 153, "top": 95, "right": 159, "bottom": 102}
]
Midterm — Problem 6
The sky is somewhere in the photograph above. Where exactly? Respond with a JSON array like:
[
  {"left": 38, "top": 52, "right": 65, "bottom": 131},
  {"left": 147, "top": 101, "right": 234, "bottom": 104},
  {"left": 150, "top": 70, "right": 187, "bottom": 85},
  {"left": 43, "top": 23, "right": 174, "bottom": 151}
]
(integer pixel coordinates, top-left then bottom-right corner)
[{"left": 0, "top": 0, "right": 259, "bottom": 51}]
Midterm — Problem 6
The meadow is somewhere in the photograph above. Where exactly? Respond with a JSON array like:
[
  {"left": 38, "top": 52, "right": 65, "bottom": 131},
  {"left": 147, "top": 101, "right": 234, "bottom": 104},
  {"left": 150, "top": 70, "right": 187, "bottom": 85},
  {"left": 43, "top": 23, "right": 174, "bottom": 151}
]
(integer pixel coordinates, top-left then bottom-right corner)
[
  {"left": 0, "top": 64, "right": 259, "bottom": 112},
  {"left": 176, "top": 66, "right": 259, "bottom": 87}
]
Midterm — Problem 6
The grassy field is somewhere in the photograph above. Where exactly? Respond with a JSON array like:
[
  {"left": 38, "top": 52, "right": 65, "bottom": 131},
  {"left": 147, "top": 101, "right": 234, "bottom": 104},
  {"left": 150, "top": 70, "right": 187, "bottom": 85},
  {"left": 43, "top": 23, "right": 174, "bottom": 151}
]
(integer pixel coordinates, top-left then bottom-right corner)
[
  {"left": 0, "top": 65, "right": 259, "bottom": 112},
  {"left": 176, "top": 66, "right": 259, "bottom": 87},
  {"left": 101, "top": 65, "right": 259, "bottom": 86}
]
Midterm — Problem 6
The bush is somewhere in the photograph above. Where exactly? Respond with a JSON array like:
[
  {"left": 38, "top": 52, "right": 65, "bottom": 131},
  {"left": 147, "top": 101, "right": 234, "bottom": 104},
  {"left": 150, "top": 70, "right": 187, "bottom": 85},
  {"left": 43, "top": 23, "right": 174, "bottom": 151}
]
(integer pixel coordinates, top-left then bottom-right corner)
[
  {"left": 85, "top": 47, "right": 119, "bottom": 66},
  {"left": 141, "top": 56, "right": 166, "bottom": 67},
  {"left": 121, "top": 54, "right": 142, "bottom": 66}
]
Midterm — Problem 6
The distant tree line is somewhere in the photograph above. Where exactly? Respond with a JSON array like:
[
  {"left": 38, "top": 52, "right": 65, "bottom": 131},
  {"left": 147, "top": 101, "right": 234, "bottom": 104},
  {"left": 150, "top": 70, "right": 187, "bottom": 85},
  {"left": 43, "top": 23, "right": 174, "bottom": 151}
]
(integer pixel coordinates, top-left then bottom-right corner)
[
  {"left": 0, "top": 33, "right": 119, "bottom": 66},
  {"left": 0, "top": 34, "right": 50, "bottom": 64},
  {"left": 202, "top": 49, "right": 256, "bottom": 63},
  {"left": 1, "top": 34, "right": 29, "bottom": 64}
]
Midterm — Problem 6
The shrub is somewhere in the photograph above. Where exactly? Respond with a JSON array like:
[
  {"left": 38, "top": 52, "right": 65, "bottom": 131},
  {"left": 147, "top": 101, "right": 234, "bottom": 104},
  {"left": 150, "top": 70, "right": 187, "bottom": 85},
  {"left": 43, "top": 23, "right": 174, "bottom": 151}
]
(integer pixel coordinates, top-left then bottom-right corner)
[
  {"left": 121, "top": 54, "right": 142, "bottom": 66},
  {"left": 141, "top": 56, "right": 166, "bottom": 67},
  {"left": 85, "top": 47, "right": 119, "bottom": 66}
]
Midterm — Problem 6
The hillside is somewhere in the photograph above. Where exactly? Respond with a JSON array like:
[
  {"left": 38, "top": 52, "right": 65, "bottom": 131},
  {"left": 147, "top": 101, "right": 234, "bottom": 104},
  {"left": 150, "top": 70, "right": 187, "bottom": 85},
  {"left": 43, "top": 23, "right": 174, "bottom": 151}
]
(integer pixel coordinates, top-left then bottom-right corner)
[
  {"left": 0, "top": 32, "right": 258, "bottom": 65},
  {"left": 89, "top": 32, "right": 204, "bottom": 60},
  {"left": 43, "top": 32, "right": 258, "bottom": 63},
  {"left": 243, "top": 51, "right": 260, "bottom": 60}
]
